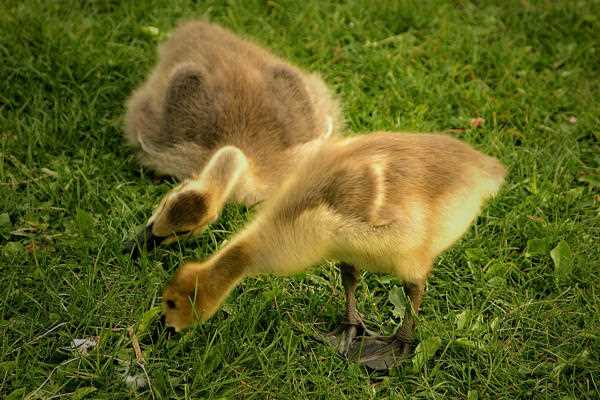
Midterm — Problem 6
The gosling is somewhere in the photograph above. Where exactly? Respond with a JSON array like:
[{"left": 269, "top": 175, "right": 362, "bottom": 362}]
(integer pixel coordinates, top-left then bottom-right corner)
[
  {"left": 124, "top": 20, "right": 342, "bottom": 250},
  {"left": 162, "top": 132, "right": 506, "bottom": 370}
]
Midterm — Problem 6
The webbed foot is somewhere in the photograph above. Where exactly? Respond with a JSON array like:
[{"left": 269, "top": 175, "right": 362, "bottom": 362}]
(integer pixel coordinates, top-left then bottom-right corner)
[
  {"left": 324, "top": 319, "right": 378, "bottom": 355},
  {"left": 348, "top": 336, "right": 412, "bottom": 370}
]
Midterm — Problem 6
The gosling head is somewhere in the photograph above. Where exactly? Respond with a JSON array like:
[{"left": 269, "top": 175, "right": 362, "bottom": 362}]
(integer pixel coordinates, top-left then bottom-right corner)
[
  {"left": 162, "top": 244, "right": 249, "bottom": 332},
  {"left": 137, "top": 180, "right": 218, "bottom": 251},
  {"left": 161, "top": 262, "right": 223, "bottom": 332}
]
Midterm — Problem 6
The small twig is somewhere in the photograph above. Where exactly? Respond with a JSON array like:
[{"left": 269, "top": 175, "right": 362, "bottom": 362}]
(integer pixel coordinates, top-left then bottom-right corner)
[
  {"left": 127, "top": 326, "right": 144, "bottom": 365},
  {"left": 127, "top": 327, "right": 155, "bottom": 399}
]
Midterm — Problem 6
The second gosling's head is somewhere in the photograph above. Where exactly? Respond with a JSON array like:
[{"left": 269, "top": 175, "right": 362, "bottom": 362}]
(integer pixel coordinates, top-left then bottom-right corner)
[
  {"left": 162, "top": 244, "right": 250, "bottom": 331},
  {"left": 161, "top": 262, "right": 227, "bottom": 332},
  {"left": 140, "top": 180, "right": 218, "bottom": 250}
]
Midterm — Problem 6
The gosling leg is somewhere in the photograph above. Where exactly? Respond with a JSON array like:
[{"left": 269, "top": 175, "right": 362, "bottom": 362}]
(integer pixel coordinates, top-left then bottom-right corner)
[
  {"left": 326, "top": 263, "right": 376, "bottom": 355},
  {"left": 393, "top": 281, "right": 425, "bottom": 355}
]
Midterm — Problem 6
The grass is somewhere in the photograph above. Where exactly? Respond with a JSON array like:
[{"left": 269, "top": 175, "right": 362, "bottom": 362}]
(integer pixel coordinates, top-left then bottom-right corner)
[{"left": 1, "top": 0, "right": 599, "bottom": 398}]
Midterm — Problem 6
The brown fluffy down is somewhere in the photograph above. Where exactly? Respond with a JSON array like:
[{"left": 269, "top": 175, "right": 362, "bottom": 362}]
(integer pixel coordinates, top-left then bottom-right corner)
[
  {"left": 125, "top": 20, "right": 343, "bottom": 247},
  {"left": 162, "top": 132, "right": 506, "bottom": 332},
  {"left": 124, "top": 19, "right": 342, "bottom": 180}
]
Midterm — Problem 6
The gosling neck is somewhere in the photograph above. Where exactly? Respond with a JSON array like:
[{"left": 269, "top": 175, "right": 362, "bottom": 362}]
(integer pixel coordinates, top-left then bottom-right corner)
[
  {"left": 199, "top": 146, "right": 250, "bottom": 212},
  {"left": 210, "top": 242, "right": 252, "bottom": 280},
  {"left": 203, "top": 242, "right": 254, "bottom": 306}
]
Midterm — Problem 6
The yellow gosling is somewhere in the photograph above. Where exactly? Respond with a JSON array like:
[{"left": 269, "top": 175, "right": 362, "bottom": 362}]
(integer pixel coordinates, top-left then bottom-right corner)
[{"left": 162, "top": 132, "right": 506, "bottom": 370}]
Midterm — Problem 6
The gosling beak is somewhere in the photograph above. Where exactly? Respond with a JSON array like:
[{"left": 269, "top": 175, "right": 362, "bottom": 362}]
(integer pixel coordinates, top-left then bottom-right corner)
[
  {"left": 141, "top": 223, "right": 166, "bottom": 250},
  {"left": 158, "top": 315, "right": 177, "bottom": 339},
  {"left": 124, "top": 223, "right": 166, "bottom": 258}
]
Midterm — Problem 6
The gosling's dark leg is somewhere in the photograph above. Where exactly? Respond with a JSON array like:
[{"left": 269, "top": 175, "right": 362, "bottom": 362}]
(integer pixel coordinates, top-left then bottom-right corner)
[
  {"left": 351, "top": 280, "right": 426, "bottom": 370},
  {"left": 326, "top": 263, "right": 376, "bottom": 354},
  {"left": 393, "top": 281, "right": 425, "bottom": 355},
  {"left": 341, "top": 262, "right": 362, "bottom": 329}
]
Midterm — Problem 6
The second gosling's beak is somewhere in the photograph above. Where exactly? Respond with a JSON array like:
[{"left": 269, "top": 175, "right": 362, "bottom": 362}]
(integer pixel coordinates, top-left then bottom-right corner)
[{"left": 158, "top": 315, "right": 177, "bottom": 338}]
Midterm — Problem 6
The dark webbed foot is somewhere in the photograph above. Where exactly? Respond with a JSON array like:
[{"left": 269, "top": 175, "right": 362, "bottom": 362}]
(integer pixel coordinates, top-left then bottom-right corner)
[
  {"left": 324, "top": 318, "right": 378, "bottom": 355},
  {"left": 327, "top": 264, "right": 425, "bottom": 370},
  {"left": 347, "top": 280, "right": 425, "bottom": 370},
  {"left": 348, "top": 335, "right": 412, "bottom": 370}
]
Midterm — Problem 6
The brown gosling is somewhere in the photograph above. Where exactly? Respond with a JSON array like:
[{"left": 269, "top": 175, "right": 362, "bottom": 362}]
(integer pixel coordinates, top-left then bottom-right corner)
[
  {"left": 162, "top": 132, "right": 506, "bottom": 370},
  {"left": 124, "top": 20, "right": 342, "bottom": 250}
]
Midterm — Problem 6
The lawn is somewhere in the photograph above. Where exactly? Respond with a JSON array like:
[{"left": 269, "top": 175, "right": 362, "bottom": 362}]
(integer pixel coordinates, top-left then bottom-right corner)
[{"left": 1, "top": 0, "right": 599, "bottom": 398}]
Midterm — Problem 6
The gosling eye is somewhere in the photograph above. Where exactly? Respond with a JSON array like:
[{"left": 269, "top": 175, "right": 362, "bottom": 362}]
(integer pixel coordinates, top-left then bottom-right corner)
[{"left": 166, "top": 300, "right": 176, "bottom": 309}]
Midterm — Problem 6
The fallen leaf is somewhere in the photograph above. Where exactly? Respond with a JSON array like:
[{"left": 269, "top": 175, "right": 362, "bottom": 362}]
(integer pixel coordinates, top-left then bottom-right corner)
[
  {"left": 469, "top": 117, "right": 485, "bottom": 128},
  {"left": 65, "top": 337, "right": 100, "bottom": 355},
  {"left": 550, "top": 241, "right": 573, "bottom": 286},
  {"left": 388, "top": 286, "right": 406, "bottom": 319},
  {"left": 411, "top": 336, "right": 442, "bottom": 372},
  {"left": 568, "top": 116, "right": 577, "bottom": 124},
  {"left": 526, "top": 238, "right": 552, "bottom": 257}
]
